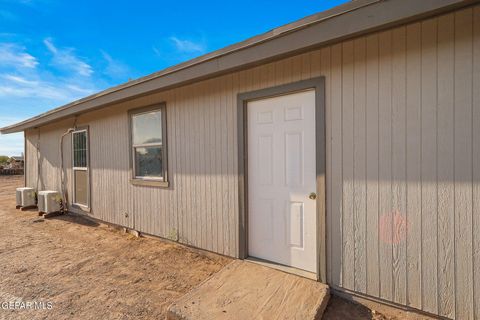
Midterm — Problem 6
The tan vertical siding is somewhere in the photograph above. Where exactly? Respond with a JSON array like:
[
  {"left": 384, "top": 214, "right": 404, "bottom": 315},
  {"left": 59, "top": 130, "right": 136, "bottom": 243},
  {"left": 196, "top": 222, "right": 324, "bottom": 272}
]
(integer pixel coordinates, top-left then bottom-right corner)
[
  {"left": 168, "top": 88, "right": 179, "bottom": 241},
  {"left": 391, "top": 26, "right": 407, "bottom": 306},
  {"left": 85, "top": 109, "right": 132, "bottom": 228},
  {"left": 454, "top": 8, "right": 475, "bottom": 320},
  {"left": 405, "top": 21, "right": 422, "bottom": 310},
  {"left": 341, "top": 39, "right": 355, "bottom": 291},
  {"left": 24, "top": 5, "right": 480, "bottom": 318},
  {"left": 365, "top": 33, "right": 380, "bottom": 297},
  {"left": 26, "top": 119, "right": 73, "bottom": 196},
  {"left": 421, "top": 18, "right": 439, "bottom": 314},
  {"left": 353, "top": 37, "right": 367, "bottom": 294},
  {"left": 329, "top": 43, "right": 343, "bottom": 287},
  {"left": 473, "top": 7, "right": 480, "bottom": 320},
  {"left": 25, "top": 130, "right": 37, "bottom": 191},
  {"left": 378, "top": 29, "right": 393, "bottom": 302},
  {"left": 437, "top": 13, "right": 456, "bottom": 319}
]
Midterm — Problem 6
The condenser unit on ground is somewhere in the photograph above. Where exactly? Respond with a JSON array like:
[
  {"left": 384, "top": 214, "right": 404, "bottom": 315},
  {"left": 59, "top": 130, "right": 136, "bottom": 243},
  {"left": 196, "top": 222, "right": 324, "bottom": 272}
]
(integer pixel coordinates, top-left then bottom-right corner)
[
  {"left": 15, "top": 187, "right": 36, "bottom": 209},
  {"left": 37, "top": 191, "right": 61, "bottom": 214}
]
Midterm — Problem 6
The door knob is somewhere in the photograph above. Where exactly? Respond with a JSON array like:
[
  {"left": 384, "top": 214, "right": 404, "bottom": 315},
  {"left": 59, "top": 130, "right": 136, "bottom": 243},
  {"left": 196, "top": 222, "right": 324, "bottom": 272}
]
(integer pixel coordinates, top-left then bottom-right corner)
[{"left": 309, "top": 192, "right": 317, "bottom": 200}]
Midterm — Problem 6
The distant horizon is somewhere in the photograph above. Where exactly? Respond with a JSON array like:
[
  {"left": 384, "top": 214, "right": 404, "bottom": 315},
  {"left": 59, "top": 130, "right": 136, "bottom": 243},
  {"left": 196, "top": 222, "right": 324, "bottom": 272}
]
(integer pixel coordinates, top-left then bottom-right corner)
[{"left": 0, "top": 0, "right": 348, "bottom": 156}]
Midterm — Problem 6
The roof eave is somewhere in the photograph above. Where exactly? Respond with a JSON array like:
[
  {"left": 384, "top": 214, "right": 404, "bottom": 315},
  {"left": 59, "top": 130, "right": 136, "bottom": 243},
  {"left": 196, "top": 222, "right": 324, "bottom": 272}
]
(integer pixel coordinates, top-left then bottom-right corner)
[{"left": 1, "top": 0, "right": 475, "bottom": 134}]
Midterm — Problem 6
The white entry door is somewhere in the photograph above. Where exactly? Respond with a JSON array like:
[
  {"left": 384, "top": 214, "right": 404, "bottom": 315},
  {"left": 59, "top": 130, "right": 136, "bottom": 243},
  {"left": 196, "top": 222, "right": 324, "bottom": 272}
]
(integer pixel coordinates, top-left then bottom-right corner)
[{"left": 247, "top": 89, "right": 317, "bottom": 273}]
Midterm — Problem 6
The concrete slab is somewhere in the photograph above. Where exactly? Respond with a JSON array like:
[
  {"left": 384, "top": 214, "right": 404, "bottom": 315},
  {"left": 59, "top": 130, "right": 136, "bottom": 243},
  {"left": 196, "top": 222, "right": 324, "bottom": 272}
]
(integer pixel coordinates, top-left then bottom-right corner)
[{"left": 167, "top": 260, "right": 330, "bottom": 320}]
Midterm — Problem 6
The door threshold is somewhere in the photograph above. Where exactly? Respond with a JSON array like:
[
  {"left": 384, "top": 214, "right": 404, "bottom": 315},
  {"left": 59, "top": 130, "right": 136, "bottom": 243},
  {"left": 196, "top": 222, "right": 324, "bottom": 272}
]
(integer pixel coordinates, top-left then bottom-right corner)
[{"left": 245, "top": 257, "right": 318, "bottom": 281}]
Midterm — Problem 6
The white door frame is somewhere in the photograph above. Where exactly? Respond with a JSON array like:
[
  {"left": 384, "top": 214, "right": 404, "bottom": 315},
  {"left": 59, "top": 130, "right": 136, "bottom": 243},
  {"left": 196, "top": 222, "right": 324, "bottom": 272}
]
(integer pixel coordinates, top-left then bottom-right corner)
[{"left": 237, "top": 77, "right": 326, "bottom": 282}]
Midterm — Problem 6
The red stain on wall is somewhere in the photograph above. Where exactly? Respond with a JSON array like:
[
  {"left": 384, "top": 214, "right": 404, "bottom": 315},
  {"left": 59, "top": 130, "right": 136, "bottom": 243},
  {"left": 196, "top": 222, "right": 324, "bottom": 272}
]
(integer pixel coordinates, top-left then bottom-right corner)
[{"left": 379, "top": 211, "right": 409, "bottom": 245}]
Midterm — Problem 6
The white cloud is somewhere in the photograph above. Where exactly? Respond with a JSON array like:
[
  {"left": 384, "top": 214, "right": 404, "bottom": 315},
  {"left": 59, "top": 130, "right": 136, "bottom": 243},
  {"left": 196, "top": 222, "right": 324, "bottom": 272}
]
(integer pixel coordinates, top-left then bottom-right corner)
[
  {"left": 2, "top": 0, "right": 38, "bottom": 5},
  {"left": 43, "top": 38, "right": 93, "bottom": 77},
  {"left": 152, "top": 46, "right": 161, "bottom": 57},
  {"left": 64, "top": 84, "right": 95, "bottom": 95},
  {"left": 0, "top": 132, "right": 24, "bottom": 156},
  {"left": 3, "top": 74, "right": 37, "bottom": 85},
  {"left": 0, "top": 116, "right": 26, "bottom": 156},
  {"left": 100, "top": 50, "right": 130, "bottom": 80},
  {"left": 0, "top": 70, "right": 96, "bottom": 156},
  {"left": 0, "top": 116, "right": 27, "bottom": 127},
  {"left": 0, "top": 74, "right": 95, "bottom": 101},
  {"left": 0, "top": 40, "right": 99, "bottom": 107},
  {"left": 0, "top": 38, "right": 113, "bottom": 156},
  {"left": 43, "top": 37, "right": 57, "bottom": 53},
  {"left": 0, "top": 43, "right": 38, "bottom": 69},
  {"left": 0, "top": 9, "right": 16, "bottom": 21},
  {"left": 169, "top": 36, "right": 206, "bottom": 54}
]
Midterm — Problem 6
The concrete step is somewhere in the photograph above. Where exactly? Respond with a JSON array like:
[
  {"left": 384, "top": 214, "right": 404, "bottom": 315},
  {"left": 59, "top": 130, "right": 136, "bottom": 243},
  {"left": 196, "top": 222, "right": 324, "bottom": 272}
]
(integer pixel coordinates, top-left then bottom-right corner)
[{"left": 167, "top": 260, "right": 330, "bottom": 320}]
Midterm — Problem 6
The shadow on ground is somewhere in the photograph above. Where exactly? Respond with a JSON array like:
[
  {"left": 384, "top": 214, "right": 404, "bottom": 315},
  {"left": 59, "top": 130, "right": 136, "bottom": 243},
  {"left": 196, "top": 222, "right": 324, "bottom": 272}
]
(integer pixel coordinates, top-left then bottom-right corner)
[
  {"left": 323, "top": 296, "right": 388, "bottom": 320},
  {"left": 48, "top": 213, "right": 100, "bottom": 227}
]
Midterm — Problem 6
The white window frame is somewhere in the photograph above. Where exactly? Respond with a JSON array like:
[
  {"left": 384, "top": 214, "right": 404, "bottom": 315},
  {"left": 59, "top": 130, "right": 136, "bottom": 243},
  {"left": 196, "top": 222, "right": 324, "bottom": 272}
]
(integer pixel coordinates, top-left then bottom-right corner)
[
  {"left": 129, "top": 103, "right": 168, "bottom": 186},
  {"left": 72, "top": 128, "right": 90, "bottom": 208}
]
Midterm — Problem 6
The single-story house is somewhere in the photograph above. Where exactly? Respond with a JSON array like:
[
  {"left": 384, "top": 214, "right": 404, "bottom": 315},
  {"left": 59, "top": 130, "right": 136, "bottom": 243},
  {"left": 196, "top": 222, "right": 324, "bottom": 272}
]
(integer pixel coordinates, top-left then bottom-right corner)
[
  {"left": 7, "top": 156, "right": 24, "bottom": 169},
  {"left": 1, "top": 0, "right": 479, "bottom": 318}
]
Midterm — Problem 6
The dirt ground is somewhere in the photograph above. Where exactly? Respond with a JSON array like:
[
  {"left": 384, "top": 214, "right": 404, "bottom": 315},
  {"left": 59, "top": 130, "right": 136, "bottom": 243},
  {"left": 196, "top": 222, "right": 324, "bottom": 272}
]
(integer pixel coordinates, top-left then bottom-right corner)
[
  {"left": 0, "top": 175, "right": 419, "bottom": 320},
  {"left": 0, "top": 176, "right": 230, "bottom": 320},
  {"left": 324, "top": 296, "right": 391, "bottom": 320}
]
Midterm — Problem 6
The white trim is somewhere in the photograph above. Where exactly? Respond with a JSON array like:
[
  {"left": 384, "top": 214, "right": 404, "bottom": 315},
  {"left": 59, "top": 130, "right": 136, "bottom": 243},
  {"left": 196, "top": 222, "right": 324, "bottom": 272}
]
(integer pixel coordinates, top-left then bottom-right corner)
[
  {"left": 132, "top": 109, "right": 163, "bottom": 118},
  {"left": 133, "top": 175, "right": 165, "bottom": 181},
  {"left": 72, "top": 202, "right": 90, "bottom": 210},
  {"left": 132, "top": 142, "right": 163, "bottom": 148}
]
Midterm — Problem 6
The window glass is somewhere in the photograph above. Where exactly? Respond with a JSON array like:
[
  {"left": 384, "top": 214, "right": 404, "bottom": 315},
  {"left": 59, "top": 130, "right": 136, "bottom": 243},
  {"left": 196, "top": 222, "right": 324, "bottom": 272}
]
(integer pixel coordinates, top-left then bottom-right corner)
[
  {"left": 74, "top": 170, "right": 88, "bottom": 205},
  {"left": 132, "top": 111, "right": 162, "bottom": 145},
  {"left": 131, "top": 106, "right": 167, "bottom": 182},
  {"left": 73, "top": 131, "right": 87, "bottom": 168},
  {"left": 134, "top": 147, "right": 163, "bottom": 178}
]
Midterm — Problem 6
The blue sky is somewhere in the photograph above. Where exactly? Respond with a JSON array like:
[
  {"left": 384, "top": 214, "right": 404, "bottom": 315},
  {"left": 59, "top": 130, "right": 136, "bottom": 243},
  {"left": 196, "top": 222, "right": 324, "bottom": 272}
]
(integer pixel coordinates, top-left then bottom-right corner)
[{"left": 0, "top": 0, "right": 347, "bottom": 156}]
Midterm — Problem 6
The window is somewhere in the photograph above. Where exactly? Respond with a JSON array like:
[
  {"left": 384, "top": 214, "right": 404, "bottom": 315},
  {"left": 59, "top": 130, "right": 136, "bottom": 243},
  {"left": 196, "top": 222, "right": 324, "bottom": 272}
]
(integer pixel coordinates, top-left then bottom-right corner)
[
  {"left": 130, "top": 104, "right": 168, "bottom": 185},
  {"left": 72, "top": 129, "right": 89, "bottom": 207},
  {"left": 73, "top": 130, "right": 88, "bottom": 168}
]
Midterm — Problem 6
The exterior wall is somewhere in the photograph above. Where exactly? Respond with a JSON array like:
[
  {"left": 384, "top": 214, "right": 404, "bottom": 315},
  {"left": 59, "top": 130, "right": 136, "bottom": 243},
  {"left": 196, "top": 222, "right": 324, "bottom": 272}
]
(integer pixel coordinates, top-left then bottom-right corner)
[
  {"left": 25, "top": 4, "right": 480, "bottom": 318},
  {"left": 25, "top": 119, "right": 72, "bottom": 195}
]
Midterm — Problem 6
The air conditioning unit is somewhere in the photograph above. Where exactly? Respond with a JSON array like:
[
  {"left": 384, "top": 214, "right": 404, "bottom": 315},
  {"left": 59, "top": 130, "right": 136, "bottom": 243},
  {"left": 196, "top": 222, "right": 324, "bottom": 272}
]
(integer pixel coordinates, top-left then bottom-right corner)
[
  {"left": 16, "top": 187, "right": 36, "bottom": 208},
  {"left": 38, "top": 191, "right": 61, "bottom": 214},
  {"left": 15, "top": 189, "right": 22, "bottom": 208}
]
